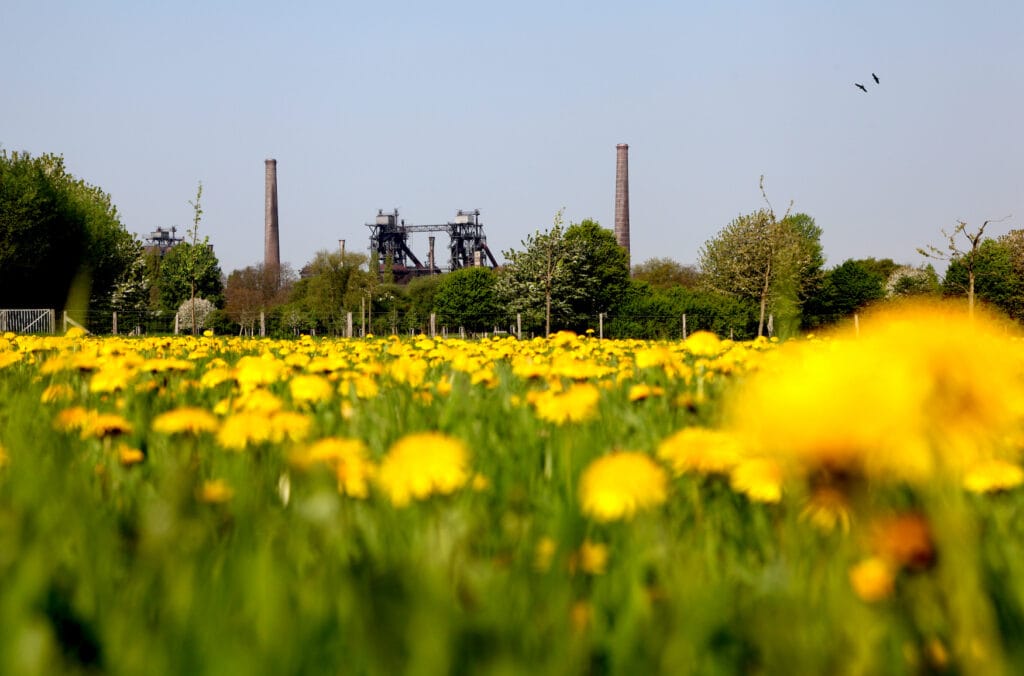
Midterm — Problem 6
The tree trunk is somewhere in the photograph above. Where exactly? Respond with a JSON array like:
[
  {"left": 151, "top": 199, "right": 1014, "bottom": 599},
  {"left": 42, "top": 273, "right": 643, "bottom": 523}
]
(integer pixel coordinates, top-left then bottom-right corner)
[
  {"left": 757, "top": 261, "right": 772, "bottom": 337},
  {"left": 968, "top": 269, "right": 975, "bottom": 319}
]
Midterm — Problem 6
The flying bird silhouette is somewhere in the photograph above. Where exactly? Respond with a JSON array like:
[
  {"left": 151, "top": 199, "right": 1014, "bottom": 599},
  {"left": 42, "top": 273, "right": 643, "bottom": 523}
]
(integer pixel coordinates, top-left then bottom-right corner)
[
  {"left": 855, "top": 83, "right": 867, "bottom": 92},
  {"left": 872, "top": 73, "right": 880, "bottom": 84}
]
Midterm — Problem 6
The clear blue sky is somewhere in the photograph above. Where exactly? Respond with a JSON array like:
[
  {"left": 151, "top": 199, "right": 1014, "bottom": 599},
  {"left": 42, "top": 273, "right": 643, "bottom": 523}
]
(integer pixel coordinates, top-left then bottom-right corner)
[{"left": 3, "top": 1, "right": 1023, "bottom": 275}]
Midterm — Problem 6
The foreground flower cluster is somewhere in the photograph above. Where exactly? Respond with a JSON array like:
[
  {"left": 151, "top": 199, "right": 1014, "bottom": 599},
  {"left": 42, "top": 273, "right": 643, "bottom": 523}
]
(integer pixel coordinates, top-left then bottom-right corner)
[{"left": 0, "top": 302, "right": 1023, "bottom": 674}]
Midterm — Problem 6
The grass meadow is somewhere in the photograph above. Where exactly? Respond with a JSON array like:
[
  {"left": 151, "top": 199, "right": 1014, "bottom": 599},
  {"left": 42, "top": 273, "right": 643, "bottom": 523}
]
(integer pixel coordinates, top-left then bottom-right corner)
[{"left": 1, "top": 301, "right": 1024, "bottom": 674}]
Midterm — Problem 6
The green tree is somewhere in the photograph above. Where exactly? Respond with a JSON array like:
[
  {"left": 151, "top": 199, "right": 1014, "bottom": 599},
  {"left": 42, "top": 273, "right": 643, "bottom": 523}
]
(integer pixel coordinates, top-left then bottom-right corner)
[
  {"left": 631, "top": 257, "right": 702, "bottom": 290},
  {"left": 225, "top": 263, "right": 295, "bottom": 335},
  {"left": 496, "top": 213, "right": 630, "bottom": 335},
  {"left": 496, "top": 211, "right": 574, "bottom": 336},
  {"left": 699, "top": 208, "right": 819, "bottom": 337},
  {"left": 886, "top": 264, "right": 941, "bottom": 298},
  {"left": 0, "top": 150, "right": 138, "bottom": 312},
  {"left": 434, "top": 267, "right": 500, "bottom": 332},
  {"left": 919, "top": 218, "right": 1009, "bottom": 318},
  {"left": 802, "top": 259, "right": 886, "bottom": 328},
  {"left": 607, "top": 280, "right": 757, "bottom": 339},
  {"left": 157, "top": 241, "right": 224, "bottom": 316},
  {"left": 562, "top": 219, "right": 631, "bottom": 331},
  {"left": 943, "top": 239, "right": 1024, "bottom": 320},
  {"left": 405, "top": 274, "right": 443, "bottom": 331}
]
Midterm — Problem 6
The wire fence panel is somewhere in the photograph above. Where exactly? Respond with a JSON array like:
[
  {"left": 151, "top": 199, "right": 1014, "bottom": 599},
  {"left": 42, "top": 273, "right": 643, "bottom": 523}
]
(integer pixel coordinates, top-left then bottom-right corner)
[{"left": 0, "top": 309, "right": 55, "bottom": 334}]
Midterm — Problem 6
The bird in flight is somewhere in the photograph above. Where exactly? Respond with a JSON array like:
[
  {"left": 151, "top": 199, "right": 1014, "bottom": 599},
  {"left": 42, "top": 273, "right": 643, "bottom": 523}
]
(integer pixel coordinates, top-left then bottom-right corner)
[
  {"left": 855, "top": 83, "right": 867, "bottom": 92},
  {"left": 872, "top": 73, "right": 880, "bottom": 84}
]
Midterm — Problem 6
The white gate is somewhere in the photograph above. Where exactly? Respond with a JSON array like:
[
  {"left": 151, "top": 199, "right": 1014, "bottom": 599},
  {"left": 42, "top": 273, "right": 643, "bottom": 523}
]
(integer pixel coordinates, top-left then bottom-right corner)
[{"left": 0, "top": 309, "right": 55, "bottom": 334}]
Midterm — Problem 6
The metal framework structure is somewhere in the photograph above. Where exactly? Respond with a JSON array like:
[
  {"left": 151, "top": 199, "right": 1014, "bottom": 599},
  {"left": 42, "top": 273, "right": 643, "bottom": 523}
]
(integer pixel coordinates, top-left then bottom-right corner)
[
  {"left": 367, "top": 209, "right": 498, "bottom": 281},
  {"left": 143, "top": 227, "right": 183, "bottom": 256}
]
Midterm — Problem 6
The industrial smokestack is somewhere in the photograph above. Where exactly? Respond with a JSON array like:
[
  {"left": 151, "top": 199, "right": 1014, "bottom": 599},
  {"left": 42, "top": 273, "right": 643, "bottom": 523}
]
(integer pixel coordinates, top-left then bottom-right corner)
[
  {"left": 428, "top": 236, "right": 436, "bottom": 274},
  {"left": 614, "top": 143, "right": 630, "bottom": 264},
  {"left": 265, "top": 159, "right": 280, "bottom": 273}
]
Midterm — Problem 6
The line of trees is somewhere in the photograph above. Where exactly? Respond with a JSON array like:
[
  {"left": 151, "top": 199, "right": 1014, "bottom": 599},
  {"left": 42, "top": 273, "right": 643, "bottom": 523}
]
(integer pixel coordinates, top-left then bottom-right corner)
[
  {"left": 4, "top": 148, "right": 1019, "bottom": 338},
  {"left": 0, "top": 150, "right": 224, "bottom": 332}
]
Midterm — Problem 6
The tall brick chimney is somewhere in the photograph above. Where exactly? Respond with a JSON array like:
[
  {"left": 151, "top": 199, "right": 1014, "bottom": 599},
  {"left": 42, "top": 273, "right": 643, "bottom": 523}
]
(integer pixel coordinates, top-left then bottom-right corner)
[
  {"left": 265, "top": 159, "right": 280, "bottom": 272},
  {"left": 614, "top": 144, "right": 630, "bottom": 264}
]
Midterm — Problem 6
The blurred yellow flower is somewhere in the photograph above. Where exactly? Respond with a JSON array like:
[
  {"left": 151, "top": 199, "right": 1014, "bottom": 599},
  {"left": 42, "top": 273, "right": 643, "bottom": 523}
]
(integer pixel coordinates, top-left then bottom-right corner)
[
  {"left": 232, "top": 388, "right": 284, "bottom": 414},
  {"left": 572, "top": 540, "right": 609, "bottom": 575},
  {"left": 217, "top": 411, "right": 311, "bottom": 450},
  {"left": 533, "top": 383, "right": 600, "bottom": 425},
  {"left": 54, "top": 406, "right": 92, "bottom": 432},
  {"left": 0, "top": 352, "right": 24, "bottom": 369},
  {"left": 849, "top": 557, "right": 895, "bottom": 603},
  {"left": 199, "top": 479, "right": 234, "bottom": 503},
  {"left": 534, "top": 537, "right": 556, "bottom": 572},
  {"left": 289, "top": 374, "right": 334, "bottom": 405},
  {"left": 726, "top": 303, "right": 1024, "bottom": 484},
  {"left": 376, "top": 432, "right": 470, "bottom": 506},
  {"left": 152, "top": 407, "right": 219, "bottom": 435},
  {"left": 628, "top": 384, "right": 664, "bottom": 402},
  {"left": 729, "top": 458, "right": 782, "bottom": 504},
  {"left": 657, "top": 427, "right": 744, "bottom": 476},
  {"left": 579, "top": 451, "right": 668, "bottom": 522},
  {"left": 90, "top": 365, "right": 133, "bottom": 393},
  {"left": 964, "top": 460, "right": 1024, "bottom": 494},
  {"left": 81, "top": 413, "right": 133, "bottom": 439},
  {"left": 684, "top": 331, "right": 723, "bottom": 357},
  {"left": 40, "top": 383, "right": 75, "bottom": 404},
  {"left": 117, "top": 444, "right": 145, "bottom": 466},
  {"left": 0, "top": 443, "right": 8, "bottom": 468},
  {"left": 293, "top": 438, "right": 375, "bottom": 499},
  {"left": 234, "top": 355, "right": 285, "bottom": 389}
]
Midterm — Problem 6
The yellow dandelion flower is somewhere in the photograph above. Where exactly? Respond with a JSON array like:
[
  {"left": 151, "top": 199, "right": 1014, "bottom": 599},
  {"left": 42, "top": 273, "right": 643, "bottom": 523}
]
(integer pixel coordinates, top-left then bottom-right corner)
[
  {"left": 729, "top": 458, "right": 782, "bottom": 504},
  {"left": 199, "top": 479, "right": 234, "bottom": 503},
  {"left": 81, "top": 413, "right": 133, "bottom": 439},
  {"left": 271, "top": 411, "right": 312, "bottom": 443},
  {"left": 233, "top": 388, "right": 284, "bottom": 414},
  {"left": 289, "top": 374, "right": 334, "bottom": 406},
  {"left": 578, "top": 451, "right": 668, "bottom": 522},
  {"left": 657, "top": 427, "right": 744, "bottom": 476},
  {"left": 570, "top": 601, "right": 593, "bottom": 634},
  {"left": 152, "top": 407, "right": 219, "bottom": 435},
  {"left": 0, "top": 352, "right": 24, "bottom": 369},
  {"left": 348, "top": 374, "right": 379, "bottom": 399},
  {"left": 471, "top": 472, "right": 490, "bottom": 492},
  {"left": 534, "top": 537, "right": 556, "bottom": 572},
  {"left": 533, "top": 383, "right": 601, "bottom": 425},
  {"left": 849, "top": 557, "right": 895, "bottom": 603},
  {"left": 964, "top": 460, "right": 1024, "bottom": 494},
  {"left": 117, "top": 444, "right": 145, "bottom": 466},
  {"left": 40, "top": 383, "right": 75, "bottom": 404},
  {"left": 234, "top": 355, "right": 285, "bottom": 389},
  {"left": 54, "top": 406, "right": 93, "bottom": 432},
  {"left": 376, "top": 432, "right": 470, "bottom": 507},
  {"left": 572, "top": 540, "right": 609, "bottom": 575},
  {"left": 293, "top": 438, "right": 375, "bottom": 499},
  {"left": 635, "top": 346, "right": 673, "bottom": 369},
  {"left": 628, "top": 383, "right": 664, "bottom": 402},
  {"left": 140, "top": 358, "right": 194, "bottom": 373},
  {"left": 200, "top": 367, "right": 234, "bottom": 389},
  {"left": 684, "top": 331, "right": 723, "bottom": 357},
  {"left": 217, "top": 411, "right": 274, "bottom": 449},
  {"left": 89, "top": 365, "right": 133, "bottom": 393},
  {"left": 727, "top": 303, "right": 1024, "bottom": 483}
]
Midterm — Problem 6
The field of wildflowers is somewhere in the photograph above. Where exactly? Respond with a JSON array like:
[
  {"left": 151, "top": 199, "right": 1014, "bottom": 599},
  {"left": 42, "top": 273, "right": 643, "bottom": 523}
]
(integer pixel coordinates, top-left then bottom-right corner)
[{"left": 1, "top": 301, "right": 1024, "bottom": 674}]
